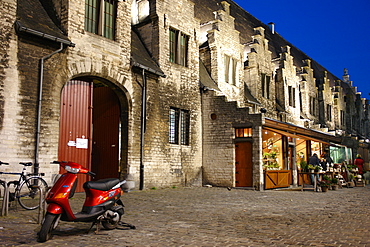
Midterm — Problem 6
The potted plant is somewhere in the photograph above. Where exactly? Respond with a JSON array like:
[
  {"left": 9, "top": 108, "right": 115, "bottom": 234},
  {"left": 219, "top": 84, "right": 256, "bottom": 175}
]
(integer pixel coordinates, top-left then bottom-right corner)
[
  {"left": 347, "top": 173, "right": 355, "bottom": 187},
  {"left": 307, "top": 164, "right": 315, "bottom": 173},
  {"left": 300, "top": 160, "right": 308, "bottom": 172},
  {"left": 319, "top": 179, "right": 331, "bottom": 192},
  {"left": 314, "top": 165, "right": 322, "bottom": 173},
  {"left": 331, "top": 177, "right": 339, "bottom": 190}
]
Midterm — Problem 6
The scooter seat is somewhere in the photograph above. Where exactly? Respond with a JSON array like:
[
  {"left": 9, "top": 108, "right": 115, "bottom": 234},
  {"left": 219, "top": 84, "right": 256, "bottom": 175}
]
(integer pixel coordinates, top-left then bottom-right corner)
[{"left": 83, "top": 178, "right": 120, "bottom": 191}]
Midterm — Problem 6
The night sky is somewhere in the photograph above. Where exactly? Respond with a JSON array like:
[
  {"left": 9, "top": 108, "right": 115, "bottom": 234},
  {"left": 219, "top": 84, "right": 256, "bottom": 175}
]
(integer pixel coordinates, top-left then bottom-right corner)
[{"left": 233, "top": 0, "right": 370, "bottom": 100}]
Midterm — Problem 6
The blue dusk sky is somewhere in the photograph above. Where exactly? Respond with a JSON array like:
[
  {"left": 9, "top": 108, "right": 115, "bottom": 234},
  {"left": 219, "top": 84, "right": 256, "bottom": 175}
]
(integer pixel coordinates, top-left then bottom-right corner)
[{"left": 233, "top": 0, "right": 370, "bottom": 100}]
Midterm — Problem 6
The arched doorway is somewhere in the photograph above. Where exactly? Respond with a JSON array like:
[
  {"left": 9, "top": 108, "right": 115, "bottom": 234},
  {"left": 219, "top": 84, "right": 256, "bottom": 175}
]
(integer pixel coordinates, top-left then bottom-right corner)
[{"left": 58, "top": 78, "right": 124, "bottom": 191}]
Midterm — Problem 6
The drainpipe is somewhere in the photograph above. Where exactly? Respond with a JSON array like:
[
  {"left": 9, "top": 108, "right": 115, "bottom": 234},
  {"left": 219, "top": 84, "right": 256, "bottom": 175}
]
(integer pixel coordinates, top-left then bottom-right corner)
[
  {"left": 132, "top": 62, "right": 164, "bottom": 190},
  {"left": 14, "top": 21, "right": 75, "bottom": 175},
  {"left": 34, "top": 43, "right": 65, "bottom": 175},
  {"left": 139, "top": 69, "right": 147, "bottom": 190}
]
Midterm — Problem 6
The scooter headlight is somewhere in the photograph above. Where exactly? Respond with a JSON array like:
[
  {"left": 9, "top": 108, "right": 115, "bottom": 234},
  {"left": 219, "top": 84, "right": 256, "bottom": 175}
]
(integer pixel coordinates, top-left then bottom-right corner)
[{"left": 65, "top": 165, "right": 80, "bottom": 174}]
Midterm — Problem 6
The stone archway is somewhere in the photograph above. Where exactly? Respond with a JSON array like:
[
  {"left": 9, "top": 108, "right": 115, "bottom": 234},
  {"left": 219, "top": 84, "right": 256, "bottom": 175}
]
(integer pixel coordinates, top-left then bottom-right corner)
[{"left": 58, "top": 77, "right": 129, "bottom": 190}]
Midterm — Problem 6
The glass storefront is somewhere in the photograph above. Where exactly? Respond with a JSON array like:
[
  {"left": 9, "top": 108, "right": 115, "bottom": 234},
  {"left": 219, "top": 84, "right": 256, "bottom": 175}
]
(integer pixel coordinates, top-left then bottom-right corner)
[
  {"left": 262, "top": 129, "right": 283, "bottom": 170},
  {"left": 330, "top": 145, "right": 353, "bottom": 164}
]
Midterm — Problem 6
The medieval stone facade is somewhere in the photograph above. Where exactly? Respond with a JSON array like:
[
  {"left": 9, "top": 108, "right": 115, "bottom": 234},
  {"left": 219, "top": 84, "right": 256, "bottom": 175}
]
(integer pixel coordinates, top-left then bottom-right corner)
[{"left": 0, "top": 0, "right": 368, "bottom": 190}]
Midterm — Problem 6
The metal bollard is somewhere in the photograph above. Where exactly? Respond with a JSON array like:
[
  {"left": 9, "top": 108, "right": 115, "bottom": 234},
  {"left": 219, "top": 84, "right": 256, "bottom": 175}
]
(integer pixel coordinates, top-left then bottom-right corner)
[
  {"left": 1, "top": 182, "right": 9, "bottom": 216},
  {"left": 37, "top": 186, "right": 45, "bottom": 224}
]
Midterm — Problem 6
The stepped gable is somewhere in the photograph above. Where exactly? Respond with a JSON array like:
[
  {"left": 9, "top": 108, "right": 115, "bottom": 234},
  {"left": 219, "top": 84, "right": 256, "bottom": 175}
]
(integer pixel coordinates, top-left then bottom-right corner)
[{"left": 193, "top": 0, "right": 340, "bottom": 83}]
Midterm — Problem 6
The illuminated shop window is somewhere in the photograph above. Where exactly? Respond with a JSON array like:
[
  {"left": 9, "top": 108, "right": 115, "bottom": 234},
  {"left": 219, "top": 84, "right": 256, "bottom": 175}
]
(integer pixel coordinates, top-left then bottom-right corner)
[
  {"left": 262, "top": 130, "right": 282, "bottom": 170},
  {"left": 235, "top": 128, "right": 252, "bottom": 138}
]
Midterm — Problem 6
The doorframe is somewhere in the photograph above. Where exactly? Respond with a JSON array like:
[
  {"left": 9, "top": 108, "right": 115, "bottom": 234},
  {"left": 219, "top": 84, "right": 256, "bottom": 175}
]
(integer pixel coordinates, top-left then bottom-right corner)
[{"left": 234, "top": 140, "right": 254, "bottom": 187}]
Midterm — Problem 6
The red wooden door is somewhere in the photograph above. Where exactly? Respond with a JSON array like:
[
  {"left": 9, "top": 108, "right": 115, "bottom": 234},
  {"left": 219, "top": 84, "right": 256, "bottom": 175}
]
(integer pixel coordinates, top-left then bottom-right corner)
[
  {"left": 91, "top": 87, "right": 120, "bottom": 180},
  {"left": 59, "top": 80, "right": 93, "bottom": 192},
  {"left": 235, "top": 142, "right": 253, "bottom": 187}
]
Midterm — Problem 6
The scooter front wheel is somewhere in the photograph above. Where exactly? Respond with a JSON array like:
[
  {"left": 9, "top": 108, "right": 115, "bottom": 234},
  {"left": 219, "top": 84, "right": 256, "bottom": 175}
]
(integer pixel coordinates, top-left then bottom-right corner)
[{"left": 38, "top": 213, "right": 59, "bottom": 242}]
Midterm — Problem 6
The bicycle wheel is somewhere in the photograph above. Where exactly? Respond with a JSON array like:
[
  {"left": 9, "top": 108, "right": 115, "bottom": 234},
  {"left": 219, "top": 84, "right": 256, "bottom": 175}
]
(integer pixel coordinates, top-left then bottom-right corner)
[{"left": 17, "top": 177, "right": 48, "bottom": 210}]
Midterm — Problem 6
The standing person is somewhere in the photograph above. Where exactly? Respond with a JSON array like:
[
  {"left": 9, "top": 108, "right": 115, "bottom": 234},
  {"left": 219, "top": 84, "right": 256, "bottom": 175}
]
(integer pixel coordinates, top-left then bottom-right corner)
[
  {"left": 308, "top": 153, "right": 321, "bottom": 185},
  {"left": 354, "top": 154, "right": 364, "bottom": 175},
  {"left": 321, "top": 152, "right": 333, "bottom": 171}
]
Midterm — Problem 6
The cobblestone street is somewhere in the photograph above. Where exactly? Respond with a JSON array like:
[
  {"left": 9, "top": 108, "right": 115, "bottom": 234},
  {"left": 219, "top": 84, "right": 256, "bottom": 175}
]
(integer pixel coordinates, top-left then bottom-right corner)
[{"left": 1, "top": 185, "right": 370, "bottom": 246}]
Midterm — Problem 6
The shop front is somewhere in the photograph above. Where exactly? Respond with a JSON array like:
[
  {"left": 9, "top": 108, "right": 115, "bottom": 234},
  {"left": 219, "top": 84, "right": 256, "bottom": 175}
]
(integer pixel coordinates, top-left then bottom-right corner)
[{"left": 263, "top": 118, "right": 341, "bottom": 189}]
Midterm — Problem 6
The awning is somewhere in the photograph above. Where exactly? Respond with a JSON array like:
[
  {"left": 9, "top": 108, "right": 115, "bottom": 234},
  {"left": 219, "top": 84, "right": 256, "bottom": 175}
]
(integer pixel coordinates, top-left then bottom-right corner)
[{"left": 264, "top": 118, "right": 341, "bottom": 144}]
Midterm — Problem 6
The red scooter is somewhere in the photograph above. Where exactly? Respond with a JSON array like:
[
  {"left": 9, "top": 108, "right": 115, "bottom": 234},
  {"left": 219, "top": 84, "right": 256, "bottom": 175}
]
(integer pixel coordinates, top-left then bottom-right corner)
[{"left": 38, "top": 161, "right": 134, "bottom": 242}]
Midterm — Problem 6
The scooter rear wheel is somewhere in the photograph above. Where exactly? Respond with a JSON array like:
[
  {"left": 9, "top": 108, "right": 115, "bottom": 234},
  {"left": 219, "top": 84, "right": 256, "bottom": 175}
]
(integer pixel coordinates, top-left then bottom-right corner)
[
  {"left": 102, "top": 209, "right": 122, "bottom": 230},
  {"left": 38, "top": 213, "right": 59, "bottom": 242}
]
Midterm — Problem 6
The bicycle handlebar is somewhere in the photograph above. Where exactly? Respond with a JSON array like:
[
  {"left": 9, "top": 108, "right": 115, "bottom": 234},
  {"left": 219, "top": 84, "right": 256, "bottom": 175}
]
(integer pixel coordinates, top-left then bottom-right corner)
[
  {"left": 0, "top": 161, "right": 9, "bottom": 165},
  {"left": 51, "top": 161, "right": 67, "bottom": 164},
  {"left": 19, "top": 162, "right": 33, "bottom": 166}
]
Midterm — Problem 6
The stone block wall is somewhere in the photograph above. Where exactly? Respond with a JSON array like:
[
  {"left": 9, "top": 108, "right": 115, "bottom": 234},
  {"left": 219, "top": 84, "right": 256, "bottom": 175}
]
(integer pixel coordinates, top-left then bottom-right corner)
[
  {"left": 131, "top": 0, "right": 203, "bottom": 188},
  {"left": 202, "top": 90, "right": 263, "bottom": 188}
]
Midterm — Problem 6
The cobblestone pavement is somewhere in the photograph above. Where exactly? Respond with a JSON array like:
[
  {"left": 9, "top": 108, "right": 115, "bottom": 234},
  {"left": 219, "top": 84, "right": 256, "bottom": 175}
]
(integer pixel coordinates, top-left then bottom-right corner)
[{"left": 1, "top": 185, "right": 370, "bottom": 247}]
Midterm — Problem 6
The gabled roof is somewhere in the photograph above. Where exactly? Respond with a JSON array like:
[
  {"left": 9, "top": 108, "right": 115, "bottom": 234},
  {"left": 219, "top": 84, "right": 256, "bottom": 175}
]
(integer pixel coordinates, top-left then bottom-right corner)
[
  {"left": 16, "top": 0, "right": 74, "bottom": 46},
  {"left": 131, "top": 30, "right": 165, "bottom": 77}
]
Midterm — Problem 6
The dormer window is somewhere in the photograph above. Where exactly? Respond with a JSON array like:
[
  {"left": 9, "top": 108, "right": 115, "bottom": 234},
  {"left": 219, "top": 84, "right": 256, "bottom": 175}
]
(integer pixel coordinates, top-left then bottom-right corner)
[
  {"left": 85, "top": 0, "right": 117, "bottom": 40},
  {"left": 132, "top": 0, "right": 150, "bottom": 25}
]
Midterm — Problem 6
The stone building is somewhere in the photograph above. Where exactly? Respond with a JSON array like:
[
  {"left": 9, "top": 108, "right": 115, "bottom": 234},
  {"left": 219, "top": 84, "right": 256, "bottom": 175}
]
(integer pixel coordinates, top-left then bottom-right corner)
[{"left": 0, "top": 0, "right": 368, "bottom": 190}]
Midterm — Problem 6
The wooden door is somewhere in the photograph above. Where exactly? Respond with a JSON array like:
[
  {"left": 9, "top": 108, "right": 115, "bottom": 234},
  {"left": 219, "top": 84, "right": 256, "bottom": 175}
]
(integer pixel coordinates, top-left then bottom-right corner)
[
  {"left": 59, "top": 80, "right": 93, "bottom": 191},
  {"left": 235, "top": 142, "right": 253, "bottom": 187},
  {"left": 91, "top": 87, "right": 120, "bottom": 180}
]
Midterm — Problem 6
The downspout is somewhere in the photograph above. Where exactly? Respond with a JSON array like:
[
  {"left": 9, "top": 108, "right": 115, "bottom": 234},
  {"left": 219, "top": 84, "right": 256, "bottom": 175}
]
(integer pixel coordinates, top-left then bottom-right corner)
[
  {"left": 34, "top": 43, "right": 65, "bottom": 175},
  {"left": 140, "top": 69, "right": 147, "bottom": 190}
]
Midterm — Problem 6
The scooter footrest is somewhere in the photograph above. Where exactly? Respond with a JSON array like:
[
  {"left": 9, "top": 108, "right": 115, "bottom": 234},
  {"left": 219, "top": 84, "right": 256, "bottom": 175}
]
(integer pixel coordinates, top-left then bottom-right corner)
[{"left": 74, "top": 211, "right": 104, "bottom": 222}]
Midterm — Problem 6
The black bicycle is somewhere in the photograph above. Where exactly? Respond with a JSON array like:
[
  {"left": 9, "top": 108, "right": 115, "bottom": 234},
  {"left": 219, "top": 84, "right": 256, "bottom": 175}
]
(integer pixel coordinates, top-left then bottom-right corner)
[{"left": 0, "top": 161, "right": 48, "bottom": 210}]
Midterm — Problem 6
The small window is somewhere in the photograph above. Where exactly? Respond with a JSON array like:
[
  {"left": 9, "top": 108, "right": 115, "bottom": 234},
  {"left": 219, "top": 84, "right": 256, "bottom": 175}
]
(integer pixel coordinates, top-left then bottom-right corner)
[
  {"left": 235, "top": 128, "right": 252, "bottom": 138},
  {"left": 85, "top": 0, "right": 117, "bottom": 40},
  {"left": 169, "top": 28, "right": 189, "bottom": 66},
  {"left": 180, "top": 110, "right": 190, "bottom": 145},
  {"left": 340, "top": 110, "right": 345, "bottom": 126},
  {"left": 169, "top": 107, "right": 190, "bottom": 145},
  {"left": 225, "top": 55, "right": 238, "bottom": 85},
  {"left": 309, "top": 96, "right": 316, "bottom": 116},
  {"left": 327, "top": 104, "right": 332, "bottom": 121},
  {"left": 288, "top": 86, "right": 296, "bottom": 107},
  {"left": 261, "top": 73, "right": 270, "bottom": 99}
]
